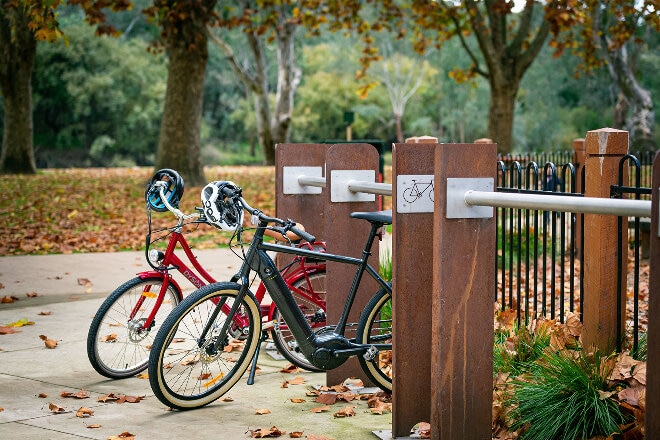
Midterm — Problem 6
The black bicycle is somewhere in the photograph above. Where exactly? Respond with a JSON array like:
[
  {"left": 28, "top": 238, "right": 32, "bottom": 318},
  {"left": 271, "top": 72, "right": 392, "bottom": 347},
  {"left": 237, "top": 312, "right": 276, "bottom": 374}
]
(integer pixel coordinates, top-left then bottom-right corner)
[{"left": 148, "top": 180, "right": 392, "bottom": 410}]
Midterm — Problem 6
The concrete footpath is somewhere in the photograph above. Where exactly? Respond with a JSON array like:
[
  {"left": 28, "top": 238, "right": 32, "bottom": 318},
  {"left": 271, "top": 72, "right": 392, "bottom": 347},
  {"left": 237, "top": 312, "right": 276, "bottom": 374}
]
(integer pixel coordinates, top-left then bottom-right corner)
[{"left": 0, "top": 249, "right": 395, "bottom": 440}]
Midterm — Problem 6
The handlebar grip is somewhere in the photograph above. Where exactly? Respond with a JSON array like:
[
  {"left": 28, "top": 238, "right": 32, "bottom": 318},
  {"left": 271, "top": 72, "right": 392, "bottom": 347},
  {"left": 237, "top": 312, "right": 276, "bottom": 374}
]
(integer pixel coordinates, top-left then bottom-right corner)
[{"left": 290, "top": 225, "right": 315, "bottom": 243}]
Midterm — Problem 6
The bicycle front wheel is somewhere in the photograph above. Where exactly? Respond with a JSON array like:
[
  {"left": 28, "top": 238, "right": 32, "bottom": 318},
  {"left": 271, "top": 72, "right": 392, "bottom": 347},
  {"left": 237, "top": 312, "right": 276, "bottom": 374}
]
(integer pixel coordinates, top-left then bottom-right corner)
[
  {"left": 356, "top": 287, "right": 393, "bottom": 393},
  {"left": 148, "top": 282, "right": 261, "bottom": 410},
  {"left": 87, "top": 276, "right": 181, "bottom": 379},
  {"left": 271, "top": 270, "right": 326, "bottom": 371}
]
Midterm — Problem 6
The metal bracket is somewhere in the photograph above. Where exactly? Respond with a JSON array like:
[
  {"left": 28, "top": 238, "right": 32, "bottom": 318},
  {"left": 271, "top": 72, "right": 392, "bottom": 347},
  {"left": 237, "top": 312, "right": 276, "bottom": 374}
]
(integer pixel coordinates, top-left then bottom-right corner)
[
  {"left": 283, "top": 166, "right": 323, "bottom": 194},
  {"left": 446, "top": 178, "right": 494, "bottom": 218},
  {"left": 331, "top": 170, "right": 376, "bottom": 202}
]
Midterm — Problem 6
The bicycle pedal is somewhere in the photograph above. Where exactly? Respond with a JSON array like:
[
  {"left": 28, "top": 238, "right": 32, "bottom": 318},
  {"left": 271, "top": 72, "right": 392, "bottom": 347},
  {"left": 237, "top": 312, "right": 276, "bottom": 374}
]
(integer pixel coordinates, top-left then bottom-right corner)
[{"left": 363, "top": 345, "right": 378, "bottom": 361}]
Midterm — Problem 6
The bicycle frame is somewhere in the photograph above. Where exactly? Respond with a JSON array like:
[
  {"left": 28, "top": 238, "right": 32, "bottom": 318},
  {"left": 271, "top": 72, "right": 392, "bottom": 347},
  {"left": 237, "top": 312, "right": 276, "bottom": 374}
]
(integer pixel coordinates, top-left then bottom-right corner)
[{"left": 217, "top": 218, "right": 391, "bottom": 371}]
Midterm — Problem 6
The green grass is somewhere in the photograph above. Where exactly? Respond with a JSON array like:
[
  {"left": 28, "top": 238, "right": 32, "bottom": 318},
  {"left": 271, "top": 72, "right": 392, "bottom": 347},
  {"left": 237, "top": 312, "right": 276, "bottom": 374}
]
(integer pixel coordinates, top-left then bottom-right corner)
[{"left": 507, "top": 349, "right": 628, "bottom": 440}]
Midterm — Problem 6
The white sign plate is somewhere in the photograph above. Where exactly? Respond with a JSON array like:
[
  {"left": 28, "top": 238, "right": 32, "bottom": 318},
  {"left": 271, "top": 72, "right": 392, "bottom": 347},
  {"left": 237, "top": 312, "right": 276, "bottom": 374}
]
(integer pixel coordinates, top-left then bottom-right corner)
[{"left": 396, "top": 175, "right": 435, "bottom": 213}]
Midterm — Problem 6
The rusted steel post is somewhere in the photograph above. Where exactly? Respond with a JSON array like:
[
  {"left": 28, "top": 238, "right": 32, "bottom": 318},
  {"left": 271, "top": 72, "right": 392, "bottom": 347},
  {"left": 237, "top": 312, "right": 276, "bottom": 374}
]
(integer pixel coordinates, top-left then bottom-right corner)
[
  {"left": 572, "top": 138, "right": 586, "bottom": 258},
  {"left": 431, "top": 143, "right": 496, "bottom": 440},
  {"left": 324, "top": 143, "right": 380, "bottom": 386},
  {"left": 275, "top": 143, "right": 329, "bottom": 240},
  {"left": 645, "top": 151, "right": 660, "bottom": 437},
  {"left": 581, "top": 128, "right": 628, "bottom": 353},
  {"left": 391, "top": 137, "right": 437, "bottom": 437}
]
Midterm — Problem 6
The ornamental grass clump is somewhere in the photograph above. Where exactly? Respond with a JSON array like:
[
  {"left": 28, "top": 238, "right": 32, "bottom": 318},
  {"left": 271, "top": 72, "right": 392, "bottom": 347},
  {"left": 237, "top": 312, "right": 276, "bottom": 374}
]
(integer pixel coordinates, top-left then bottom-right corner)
[{"left": 507, "top": 349, "right": 628, "bottom": 440}]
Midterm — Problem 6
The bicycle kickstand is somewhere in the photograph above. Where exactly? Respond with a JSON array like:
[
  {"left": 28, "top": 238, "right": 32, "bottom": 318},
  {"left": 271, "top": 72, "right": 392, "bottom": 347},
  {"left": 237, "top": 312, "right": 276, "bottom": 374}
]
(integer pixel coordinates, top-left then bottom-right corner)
[{"left": 246, "top": 330, "right": 269, "bottom": 385}]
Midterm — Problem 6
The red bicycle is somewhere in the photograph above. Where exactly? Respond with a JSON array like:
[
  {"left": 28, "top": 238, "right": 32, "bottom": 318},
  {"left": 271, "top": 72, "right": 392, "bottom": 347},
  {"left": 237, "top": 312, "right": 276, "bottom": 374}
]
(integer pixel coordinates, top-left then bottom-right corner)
[{"left": 86, "top": 170, "right": 326, "bottom": 379}]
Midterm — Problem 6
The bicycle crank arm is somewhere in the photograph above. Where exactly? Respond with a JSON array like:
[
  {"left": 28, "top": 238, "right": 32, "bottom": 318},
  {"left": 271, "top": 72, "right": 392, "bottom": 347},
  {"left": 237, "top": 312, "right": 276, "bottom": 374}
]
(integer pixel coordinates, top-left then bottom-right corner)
[{"left": 330, "top": 345, "right": 376, "bottom": 359}]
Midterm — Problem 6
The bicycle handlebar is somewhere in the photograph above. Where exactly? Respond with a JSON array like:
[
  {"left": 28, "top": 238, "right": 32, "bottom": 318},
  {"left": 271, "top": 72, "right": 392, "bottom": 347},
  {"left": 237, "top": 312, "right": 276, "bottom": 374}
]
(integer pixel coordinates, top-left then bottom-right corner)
[
  {"left": 239, "top": 196, "right": 316, "bottom": 243},
  {"left": 151, "top": 181, "right": 200, "bottom": 222}
]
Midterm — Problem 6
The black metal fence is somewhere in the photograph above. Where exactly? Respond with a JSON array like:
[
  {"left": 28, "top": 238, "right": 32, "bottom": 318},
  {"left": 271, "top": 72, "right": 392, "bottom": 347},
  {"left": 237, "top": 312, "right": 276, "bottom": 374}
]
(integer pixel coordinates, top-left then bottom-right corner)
[{"left": 495, "top": 150, "right": 652, "bottom": 354}]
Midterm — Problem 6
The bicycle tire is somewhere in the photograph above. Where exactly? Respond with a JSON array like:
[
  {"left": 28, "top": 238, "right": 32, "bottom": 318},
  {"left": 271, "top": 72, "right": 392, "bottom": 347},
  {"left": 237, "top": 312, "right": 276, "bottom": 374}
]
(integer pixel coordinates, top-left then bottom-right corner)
[
  {"left": 356, "top": 287, "right": 393, "bottom": 393},
  {"left": 148, "top": 282, "right": 261, "bottom": 410},
  {"left": 87, "top": 276, "right": 181, "bottom": 379},
  {"left": 270, "top": 270, "right": 326, "bottom": 371},
  {"left": 402, "top": 187, "right": 418, "bottom": 204}
]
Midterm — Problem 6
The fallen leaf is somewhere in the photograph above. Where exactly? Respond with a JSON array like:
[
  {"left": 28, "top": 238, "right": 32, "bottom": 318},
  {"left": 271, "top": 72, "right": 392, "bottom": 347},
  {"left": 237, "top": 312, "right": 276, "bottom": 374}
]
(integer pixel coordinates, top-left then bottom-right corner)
[
  {"left": 61, "top": 389, "right": 90, "bottom": 399},
  {"left": 39, "top": 334, "right": 58, "bottom": 349},
  {"left": 26, "top": 292, "right": 39, "bottom": 298},
  {"left": 0, "top": 326, "right": 19, "bottom": 335},
  {"left": 412, "top": 422, "right": 431, "bottom": 439},
  {"left": 107, "top": 431, "right": 135, "bottom": 440},
  {"left": 101, "top": 334, "right": 117, "bottom": 342},
  {"left": 38, "top": 311, "right": 52, "bottom": 316},
  {"left": 255, "top": 408, "right": 271, "bottom": 415},
  {"left": 310, "top": 405, "right": 331, "bottom": 413},
  {"left": 315, "top": 393, "right": 337, "bottom": 405},
  {"left": 280, "top": 364, "right": 301, "bottom": 374},
  {"left": 86, "top": 423, "right": 102, "bottom": 429},
  {"left": 77, "top": 278, "right": 93, "bottom": 287},
  {"left": 287, "top": 376, "right": 306, "bottom": 385},
  {"left": 136, "top": 373, "right": 149, "bottom": 379},
  {"left": 290, "top": 398, "right": 306, "bottom": 403},
  {"left": 76, "top": 407, "right": 94, "bottom": 418},
  {"left": 48, "top": 402, "right": 66, "bottom": 413},
  {"left": 333, "top": 406, "right": 356, "bottom": 418},
  {"left": 98, "top": 393, "right": 121, "bottom": 403},
  {"left": 222, "top": 396, "right": 234, "bottom": 402},
  {"left": 289, "top": 432, "right": 304, "bottom": 438},
  {"left": 1, "top": 295, "right": 18, "bottom": 303},
  {"left": 6, "top": 318, "right": 34, "bottom": 327},
  {"left": 37, "top": 393, "right": 48, "bottom": 398},
  {"left": 117, "top": 395, "right": 145, "bottom": 404},
  {"left": 248, "top": 426, "right": 285, "bottom": 438}
]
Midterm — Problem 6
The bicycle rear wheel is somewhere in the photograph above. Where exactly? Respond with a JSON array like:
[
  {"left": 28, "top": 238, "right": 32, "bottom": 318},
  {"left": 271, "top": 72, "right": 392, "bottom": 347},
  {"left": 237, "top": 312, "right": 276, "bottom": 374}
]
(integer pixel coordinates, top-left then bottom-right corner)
[
  {"left": 148, "top": 282, "right": 261, "bottom": 410},
  {"left": 271, "top": 270, "right": 326, "bottom": 371},
  {"left": 356, "top": 287, "right": 393, "bottom": 393},
  {"left": 87, "top": 276, "right": 181, "bottom": 379}
]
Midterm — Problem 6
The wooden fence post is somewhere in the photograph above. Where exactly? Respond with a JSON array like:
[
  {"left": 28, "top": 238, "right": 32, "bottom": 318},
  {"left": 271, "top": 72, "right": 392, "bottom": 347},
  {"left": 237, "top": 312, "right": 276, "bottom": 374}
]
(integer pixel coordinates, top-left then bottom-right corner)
[
  {"left": 391, "top": 137, "right": 437, "bottom": 437},
  {"left": 581, "top": 128, "right": 628, "bottom": 353},
  {"left": 431, "top": 143, "right": 496, "bottom": 439},
  {"left": 324, "top": 143, "right": 380, "bottom": 386},
  {"left": 645, "top": 151, "right": 660, "bottom": 437}
]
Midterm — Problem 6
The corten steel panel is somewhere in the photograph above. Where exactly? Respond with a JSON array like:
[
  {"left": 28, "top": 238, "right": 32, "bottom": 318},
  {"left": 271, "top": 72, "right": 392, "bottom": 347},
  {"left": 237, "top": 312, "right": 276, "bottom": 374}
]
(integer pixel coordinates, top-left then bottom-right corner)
[
  {"left": 324, "top": 143, "right": 380, "bottom": 387},
  {"left": 391, "top": 142, "right": 435, "bottom": 437},
  {"left": 646, "top": 152, "right": 660, "bottom": 438},
  {"left": 275, "top": 144, "right": 329, "bottom": 241},
  {"left": 432, "top": 143, "right": 496, "bottom": 440},
  {"left": 581, "top": 129, "right": 628, "bottom": 353}
]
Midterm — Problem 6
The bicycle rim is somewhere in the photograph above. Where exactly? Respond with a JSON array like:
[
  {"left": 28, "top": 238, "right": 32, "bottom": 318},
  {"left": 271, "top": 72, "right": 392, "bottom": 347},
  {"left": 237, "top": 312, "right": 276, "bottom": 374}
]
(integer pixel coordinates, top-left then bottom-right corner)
[
  {"left": 271, "top": 271, "right": 326, "bottom": 371},
  {"left": 148, "top": 283, "right": 261, "bottom": 410},
  {"left": 356, "top": 288, "right": 392, "bottom": 393},
  {"left": 87, "top": 276, "right": 180, "bottom": 379}
]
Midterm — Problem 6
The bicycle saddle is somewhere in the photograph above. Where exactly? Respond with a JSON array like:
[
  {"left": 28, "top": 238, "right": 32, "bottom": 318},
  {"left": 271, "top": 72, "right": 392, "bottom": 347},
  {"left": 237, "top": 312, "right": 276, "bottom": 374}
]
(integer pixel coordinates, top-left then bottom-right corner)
[{"left": 349, "top": 210, "right": 392, "bottom": 225}]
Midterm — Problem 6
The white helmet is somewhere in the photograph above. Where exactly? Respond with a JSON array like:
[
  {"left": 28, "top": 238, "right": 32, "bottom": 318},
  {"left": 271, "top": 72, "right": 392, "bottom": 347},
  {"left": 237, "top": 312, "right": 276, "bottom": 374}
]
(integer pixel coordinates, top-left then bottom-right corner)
[{"left": 201, "top": 181, "right": 244, "bottom": 231}]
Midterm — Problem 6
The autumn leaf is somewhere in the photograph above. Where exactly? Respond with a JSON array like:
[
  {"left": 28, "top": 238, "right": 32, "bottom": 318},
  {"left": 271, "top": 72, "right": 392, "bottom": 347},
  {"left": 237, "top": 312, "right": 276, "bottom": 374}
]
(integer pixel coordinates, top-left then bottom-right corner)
[
  {"left": 136, "top": 372, "right": 149, "bottom": 379},
  {"left": 37, "top": 393, "right": 48, "bottom": 398},
  {"left": 98, "top": 393, "right": 121, "bottom": 403},
  {"left": 6, "top": 318, "right": 34, "bottom": 327},
  {"left": 39, "top": 334, "right": 58, "bottom": 349},
  {"left": 255, "top": 408, "right": 271, "bottom": 415},
  {"left": 280, "top": 364, "right": 301, "bottom": 374},
  {"left": 289, "top": 432, "right": 304, "bottom": 438},
  {"left": 86, "top": 423, "right": 102, "bottom": 429},
  {"left": 287, "top": 376, "right": 306, "bottom": 385},
  {"left": 48, "top": 402, "right": 66, "bottom": 413},
  {"left": 411, "top": 422, "right": 431, "bottom": 439},
  {"left": 61, "top": 389, "right": 90, "bottom": 399},
  {"left": 76, "top": 407, "right": 94, "bottom": 418},
  {"left": 248, "top": 426, "right": 285, "bottom": 438},
  {"left": 26, "top": 292, "right": 39, "bottom": 298},
  {"left": 117, "top": 395, "right": 145, "bottom": 404},
  {"left": 77, "top": 278, "right": 93, "bottom": 287},
  {"left": 333, "top": 406, "right": 356, "bottom": 418},
  {"left": 101, "top": 334, "right": 118, "bottom": 342},
  {"left": 38, "top": 311, "right": 52, "bottom": 316},
  {"left": 0, "top": 326, "right": 20, "bottom": 335},
  {"left": 315, "top": 393, "right": 337, "bottom": 405},
  {"left": 310, "top": 405, "right": 331, "bottom": 413},
  {"left": 290, "top": 398, "right": 306, "bottom": 403},
  {"left": 1, "top": 295, "right": 18, "bottom": 303},
  {"left": 108, "top": 431, "right": 136, "bottom": 440}
]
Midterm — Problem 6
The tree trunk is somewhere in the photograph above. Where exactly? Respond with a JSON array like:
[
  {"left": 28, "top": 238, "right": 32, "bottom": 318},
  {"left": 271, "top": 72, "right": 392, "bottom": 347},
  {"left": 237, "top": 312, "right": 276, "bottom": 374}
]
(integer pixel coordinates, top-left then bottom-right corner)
[
  {"left": 604, "top": 42, "right": 656, "bottom": 152},
  {"left": 155, "top": 31, "right": 208, "bottom": 187},
  {"left": 0, "top": 7, "right": 36, "bottom": 174},
  {"left": 488, "top": 79, "right": 518, "bottom": 154}
]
